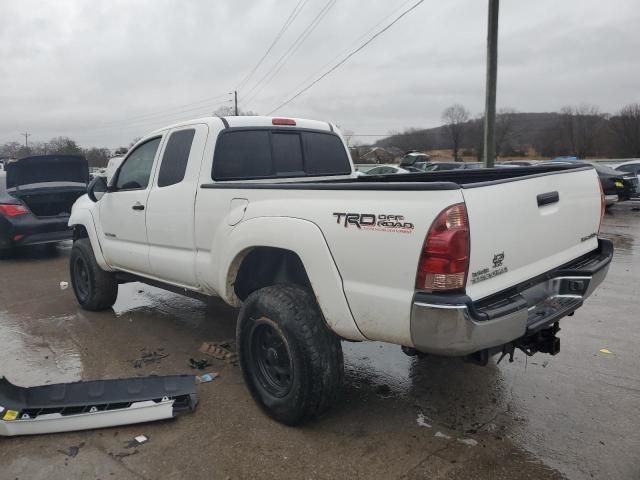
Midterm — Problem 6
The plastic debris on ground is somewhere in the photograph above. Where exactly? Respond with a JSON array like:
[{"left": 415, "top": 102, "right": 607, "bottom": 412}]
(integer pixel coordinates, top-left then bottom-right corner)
[
  {"left": 196, "top": 373, "right": 218, "bottom": 384},
  {"left": 189, "top": 358, "right": 212, "bottom": 370},
  {"left": 416, "top": 412, "right": 432, "bottom": 428},
  {"left": 59, "top": 281, "right": 69, "bottom": 290},
  {"left": 134, "top": 435, "right": 148, "bottom": 444},
  {"left": 130, "top": 348, "right": 169, "bottom": 368},
  {"left": 199, "top": 341, "right": 238, "bottom": 365},
  {"left": 599, "top": 348, "right": 613, "bottom": 354},
  {"left": 457, "top": 438, "right": 479, "bottom": 447}
]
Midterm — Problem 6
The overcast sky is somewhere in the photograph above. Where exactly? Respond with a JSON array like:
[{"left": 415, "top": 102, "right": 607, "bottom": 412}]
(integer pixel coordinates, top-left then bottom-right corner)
[{"left": 1, "top": 0, "right": 638, "bottom": 148}]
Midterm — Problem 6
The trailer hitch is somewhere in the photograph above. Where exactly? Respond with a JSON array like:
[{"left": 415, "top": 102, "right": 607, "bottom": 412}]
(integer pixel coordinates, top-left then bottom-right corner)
[{"left": 466, "top": 323, "right": 561, "bottom": 366}]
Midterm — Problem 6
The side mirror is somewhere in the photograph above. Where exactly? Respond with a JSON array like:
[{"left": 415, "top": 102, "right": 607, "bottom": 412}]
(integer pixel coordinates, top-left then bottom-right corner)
[{"left": 87, "top": 175, "right": 108, "bottom": 202}]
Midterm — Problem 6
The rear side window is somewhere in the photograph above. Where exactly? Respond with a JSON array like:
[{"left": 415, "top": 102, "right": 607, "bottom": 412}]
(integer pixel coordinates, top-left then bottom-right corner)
[
  {"left": 303, "top": 132, "right": 350, "bottom": 175},
  {"left": 157, "top": 129, "right": 195, "bottom": 187},
  {"left": 212, "top": 129, "right": 350, "bottom": 180},
  {"left": 618, "top": 164, "right": 640, "bottom": 174},
  {"left": 213, "top": 131, "right": 271, "bottom": 179}
]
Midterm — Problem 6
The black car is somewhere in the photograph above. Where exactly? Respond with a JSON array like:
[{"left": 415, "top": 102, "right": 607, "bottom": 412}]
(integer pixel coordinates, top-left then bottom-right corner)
[
  {"left": 539, "top": 161, "right": 634, "bottom": 205},
  {"left": 0, "top": 155, "right": 88, "bottom": 251},
  {"left": 423, "top": 162, "right": 483, "bottom": 171}
]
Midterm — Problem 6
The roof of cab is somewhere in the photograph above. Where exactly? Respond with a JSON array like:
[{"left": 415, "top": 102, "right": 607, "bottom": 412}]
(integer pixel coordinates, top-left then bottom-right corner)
[{"left": 150, "top": 116, "right": 334, "bottom": 135}]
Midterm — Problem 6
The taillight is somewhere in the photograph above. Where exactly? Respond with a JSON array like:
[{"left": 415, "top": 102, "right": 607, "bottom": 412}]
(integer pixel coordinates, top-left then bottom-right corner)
[
  {"left": 598, "top": 180, "right": 605, "bottom": 234},
  {"left": 416, "top": 203, "right": 470, "bottom": 292},
  {"left": 0, "top": 204, "right": 29, "bottom": 218},
  {"left": 272, "top": 118, "right": 296, "bottom": 126}
]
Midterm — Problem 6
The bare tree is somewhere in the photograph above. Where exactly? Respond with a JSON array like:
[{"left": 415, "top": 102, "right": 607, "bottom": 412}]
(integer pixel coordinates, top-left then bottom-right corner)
[
  {"left": 610, "top": 103, "right": 640, "bottom": 158},
  {"left": 494, "top": 108, "right": 518, "bottom": 157},
  {"left": 441, "top": 104, "right": 470, "bottom": 161},
  {"left": 214, "top": 106, "right": 258, "bottom": 117},
  {"left": 559, "top": 104, "right": 605, "bottom": 158}
]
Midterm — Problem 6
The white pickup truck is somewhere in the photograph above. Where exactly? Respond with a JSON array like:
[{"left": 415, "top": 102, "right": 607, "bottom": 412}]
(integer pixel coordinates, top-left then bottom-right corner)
[{"left": 69, "top": 116, "right": 612, "bottom": 425}]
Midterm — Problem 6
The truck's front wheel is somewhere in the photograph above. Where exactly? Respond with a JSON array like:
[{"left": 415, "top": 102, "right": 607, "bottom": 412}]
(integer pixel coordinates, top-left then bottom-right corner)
[
  {"left": 237, "top": 285, "right": 343, "bottom": 425},
  {"left": 70, "top": 238, "right": 118, "bottom": 311}
]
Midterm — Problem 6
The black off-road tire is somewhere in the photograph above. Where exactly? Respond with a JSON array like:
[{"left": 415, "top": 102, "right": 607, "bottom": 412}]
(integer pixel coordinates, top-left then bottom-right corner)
[
  {"left": 70, "top": 238, "right": 118, "bottom": 311},
  {"left": 237, "top": 284, "right": 344, "bottom": 425}
]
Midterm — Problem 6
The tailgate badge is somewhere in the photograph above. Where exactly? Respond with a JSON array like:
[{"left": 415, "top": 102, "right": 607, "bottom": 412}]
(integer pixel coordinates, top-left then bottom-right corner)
[{"left": 471, "top": 252, "right": 508, "bottom": 284}]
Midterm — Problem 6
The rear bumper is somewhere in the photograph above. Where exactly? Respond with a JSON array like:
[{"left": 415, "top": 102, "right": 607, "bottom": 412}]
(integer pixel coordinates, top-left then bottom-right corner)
[
  {"left": 0, "top": 214, "right": 72, "bottom": 248},
  {"left": 410, "top": 239, "right": 613, "bottom": 356}
]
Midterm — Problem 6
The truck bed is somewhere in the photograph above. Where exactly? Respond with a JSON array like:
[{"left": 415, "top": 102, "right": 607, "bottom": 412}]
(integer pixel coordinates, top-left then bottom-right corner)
[{"left": 202, "top": 164, "right": 588, "bottom": 190}]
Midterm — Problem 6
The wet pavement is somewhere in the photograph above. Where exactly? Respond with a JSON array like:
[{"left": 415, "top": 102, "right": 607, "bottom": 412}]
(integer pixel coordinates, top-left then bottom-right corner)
[{"left": 1, "top": 204, "right": 639, "bottom": 479}]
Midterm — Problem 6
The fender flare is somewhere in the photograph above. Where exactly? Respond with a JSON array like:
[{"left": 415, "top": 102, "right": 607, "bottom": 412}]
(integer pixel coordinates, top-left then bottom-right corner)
[
  {"left": 216, "top": 217, "right": 365, "bottom": 341},
  {"left": 68, "top": 208, "right": 114, "bottom": 272}
]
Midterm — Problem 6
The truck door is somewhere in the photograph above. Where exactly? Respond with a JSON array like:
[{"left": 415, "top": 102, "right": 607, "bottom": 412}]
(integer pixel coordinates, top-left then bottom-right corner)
[
  {"left": 145, "top": 124, "right": 208, "bottom": 287},
  {"left": 99, "top": 136, "right": 163, "bottom": 274}
]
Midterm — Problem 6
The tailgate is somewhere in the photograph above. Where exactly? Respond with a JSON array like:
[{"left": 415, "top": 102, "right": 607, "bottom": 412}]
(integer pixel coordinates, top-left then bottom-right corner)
[{"left": 463, "top": 167, "right": 601, "bottom": 300}]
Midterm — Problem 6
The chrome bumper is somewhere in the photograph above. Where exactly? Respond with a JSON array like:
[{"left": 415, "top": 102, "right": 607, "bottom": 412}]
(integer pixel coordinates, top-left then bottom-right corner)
[{"left": 410, "top": 240, "right": 612, "bottom": 356}]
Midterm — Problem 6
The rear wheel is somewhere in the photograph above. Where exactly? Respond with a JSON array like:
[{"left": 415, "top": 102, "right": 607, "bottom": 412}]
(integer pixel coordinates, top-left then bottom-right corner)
[
  {"left": 70, "top": 238, "right": 118, "bottom": 311},
  {"left": 237, "top": 285, "right": 343, "bottom": 425}
]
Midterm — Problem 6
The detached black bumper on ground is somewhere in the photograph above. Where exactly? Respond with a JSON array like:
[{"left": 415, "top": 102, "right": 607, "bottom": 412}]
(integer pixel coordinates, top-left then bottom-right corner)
[{"left": 0, "top": 375, "right": 198, "bottom": 436}]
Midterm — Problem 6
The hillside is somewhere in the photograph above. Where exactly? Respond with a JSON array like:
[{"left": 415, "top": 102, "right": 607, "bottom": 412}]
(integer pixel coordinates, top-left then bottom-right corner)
[{"left": 373, "top": 112, "right": 565, "bottom": 157}]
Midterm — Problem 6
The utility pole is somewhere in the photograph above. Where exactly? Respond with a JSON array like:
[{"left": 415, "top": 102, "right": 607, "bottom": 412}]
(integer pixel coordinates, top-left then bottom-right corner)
[
  {"left": 234, "top": 90, "right": 238, "bottom": 116},
  {"left": 21, "top": 132, "right": 31, "bottom": 148},
  {"left": 483, "top": 0, "right": 499, "bottom": 168}
]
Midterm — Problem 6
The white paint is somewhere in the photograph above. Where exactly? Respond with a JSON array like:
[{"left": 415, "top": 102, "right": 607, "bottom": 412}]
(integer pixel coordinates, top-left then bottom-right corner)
[
  {"left": 69, "top": 115, "right": 604, "bottom": 350},
  {"left": 457, "top": 438, "right": 479, "bottom": 447},
  {"left": 416, "top": 413, "right": 432, "bottom": 428},
  {"left": 0, "top": 399, "right": 174, "bottom": 436}
]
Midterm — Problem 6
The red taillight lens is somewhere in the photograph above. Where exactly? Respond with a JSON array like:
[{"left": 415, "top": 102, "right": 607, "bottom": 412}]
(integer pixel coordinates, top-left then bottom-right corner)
[
  {"left": 0, "top": 204, "right": 29, "bottom": 218},
  {"left": 416, "top": 203, "right": 470, "bottom": 292},
  {"left": 272, "top": 118, "right": 296, "bottom": 126},
  {"left": 598, "top": 180, "right": 605, "bottom": 233}
]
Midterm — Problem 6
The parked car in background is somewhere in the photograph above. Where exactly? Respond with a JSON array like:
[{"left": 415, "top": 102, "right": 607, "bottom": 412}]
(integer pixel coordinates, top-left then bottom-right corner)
[
  {"left": 0, "top": 155, "right": 89, "bottom": 252},
  {"left": 424, "top": 162, "right": 482, "bottom": 171},
  {"left": 497, "top": 161, "right": 537, "bottom": 166},
  {"left": 614, "top": 160, "right": 640, "bottom": 198},
  {"left": 399, "top": 151, "right": 431, "bottom": 171},
  {"left": 540, "top": 161, "right": 636, "bottom": 206},
  {"left": 105, "top": 156, "right": 124, "bottom": 183},
  {"left": 365, "top": 165, "right": 409, "bottom": 175}
]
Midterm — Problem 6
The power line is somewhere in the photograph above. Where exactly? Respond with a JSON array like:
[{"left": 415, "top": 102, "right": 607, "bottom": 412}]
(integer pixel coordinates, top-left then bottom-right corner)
[
  {"left": 236, "top": 0, "right": 308, "bottom": 92},
  {"left": 267, "top": 0, "right": 424, "bottom": 115},
  {"left": 91, "top": 93, "right": 231, "bottom": 129},
  {"left": 241, "top": 0, "right": 336, "bottom": 107},
  {"left": 78, "top": 99, "right": 231, "bottom": 133},
  {"left": 283, "top": 0, "right": 414, "bottom": 101}
]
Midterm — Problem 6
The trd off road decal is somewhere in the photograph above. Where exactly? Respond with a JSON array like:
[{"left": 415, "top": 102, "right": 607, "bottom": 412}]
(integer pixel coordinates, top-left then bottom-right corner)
[
  {"left": 471, "top": 252, "right": 508, "bottom": 284},
  {"left": 332, "top": 213, "right": 414, "bottom": 234}
]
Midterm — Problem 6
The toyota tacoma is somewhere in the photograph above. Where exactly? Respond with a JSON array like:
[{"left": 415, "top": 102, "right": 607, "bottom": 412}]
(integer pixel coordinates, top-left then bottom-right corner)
[{"left": 68, "top": 116, "right": 612, "bottom": 425}]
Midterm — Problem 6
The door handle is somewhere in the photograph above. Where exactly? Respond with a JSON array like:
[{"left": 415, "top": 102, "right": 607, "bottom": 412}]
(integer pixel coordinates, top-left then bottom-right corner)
[
  {"left": 132, "top": 203, "right": 145, "bottom": 211},
  {"left": 537, "top": 191, "right": 559, "bottom": 207}
]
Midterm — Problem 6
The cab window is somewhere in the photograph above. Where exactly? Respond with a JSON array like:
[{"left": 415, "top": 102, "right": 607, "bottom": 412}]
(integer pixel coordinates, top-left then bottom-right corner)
[{"left": 115, "top": 137, "right": 162, "bottom": 190}]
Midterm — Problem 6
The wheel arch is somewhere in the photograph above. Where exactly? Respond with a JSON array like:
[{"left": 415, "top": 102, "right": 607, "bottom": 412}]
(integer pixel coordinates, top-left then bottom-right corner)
[
  {"left": 218, "top": 217, "right": 365, "bottom": 341},
  {"left": 68, "top": 208, "right": 113, "bottom": 271}
]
